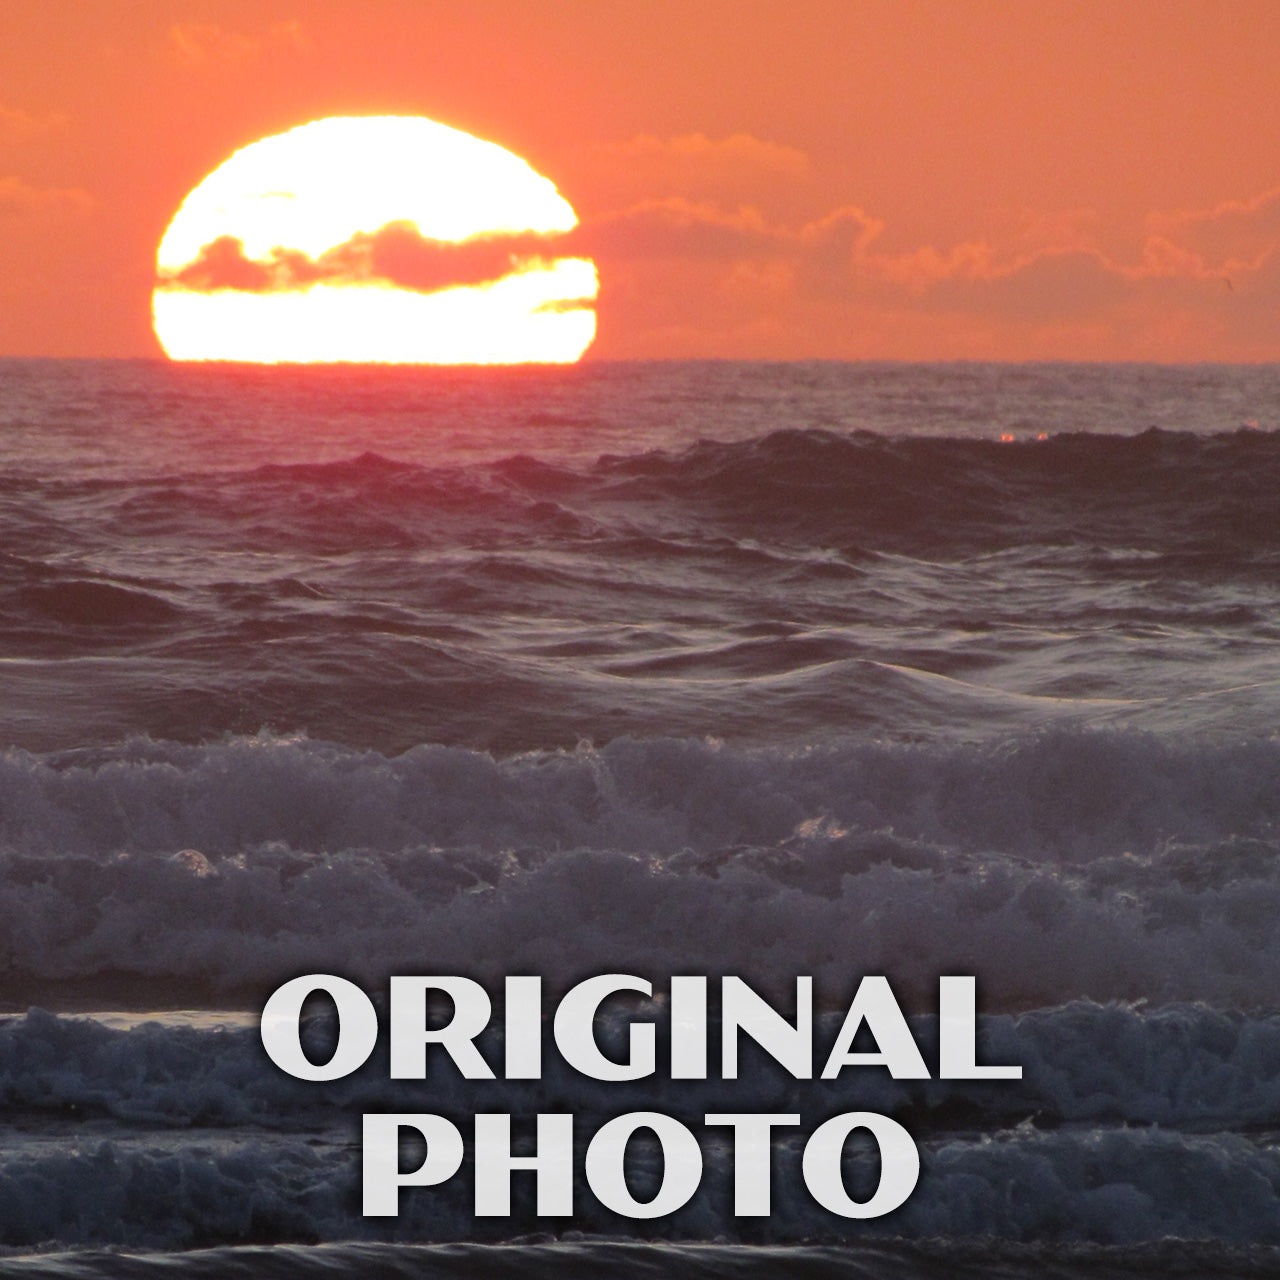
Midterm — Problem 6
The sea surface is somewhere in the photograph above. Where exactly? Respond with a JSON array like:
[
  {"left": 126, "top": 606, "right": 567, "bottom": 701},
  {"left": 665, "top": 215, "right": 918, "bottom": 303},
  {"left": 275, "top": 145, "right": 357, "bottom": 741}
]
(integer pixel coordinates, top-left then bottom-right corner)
[{"left": 2, "top": 359, "right": 1280, "bottom": 1276}]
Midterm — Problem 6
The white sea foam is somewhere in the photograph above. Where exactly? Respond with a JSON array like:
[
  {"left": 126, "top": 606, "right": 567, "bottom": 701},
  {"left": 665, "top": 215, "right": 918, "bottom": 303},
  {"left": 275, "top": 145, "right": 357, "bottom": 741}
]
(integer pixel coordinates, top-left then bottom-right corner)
[
  {"left": 1, "top": 731, "right": 1279, "bottom": 1005},
  {"left": 5, "top": 1002, "right": 1280, "bottom": 1131},
  {"left": 3, "top": 727, "right": 1279, "bottom": 860},
  {"left": 0, "top": 1113, "right": 1278, "bottom": 1247}
]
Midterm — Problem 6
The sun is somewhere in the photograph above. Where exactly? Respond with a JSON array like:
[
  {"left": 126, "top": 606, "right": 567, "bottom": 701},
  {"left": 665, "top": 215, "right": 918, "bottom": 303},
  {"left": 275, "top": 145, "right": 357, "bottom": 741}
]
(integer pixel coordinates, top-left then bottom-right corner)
[{"left": 152, "top": 116, "right": 598, "bottom": 364}]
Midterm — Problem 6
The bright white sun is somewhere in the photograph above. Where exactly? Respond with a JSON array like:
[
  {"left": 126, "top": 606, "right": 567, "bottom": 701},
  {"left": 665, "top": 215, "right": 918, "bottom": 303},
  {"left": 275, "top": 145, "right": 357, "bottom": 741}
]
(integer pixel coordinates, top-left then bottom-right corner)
[{"left": 153, "top": 115, "right": 597, "bottom": 364}]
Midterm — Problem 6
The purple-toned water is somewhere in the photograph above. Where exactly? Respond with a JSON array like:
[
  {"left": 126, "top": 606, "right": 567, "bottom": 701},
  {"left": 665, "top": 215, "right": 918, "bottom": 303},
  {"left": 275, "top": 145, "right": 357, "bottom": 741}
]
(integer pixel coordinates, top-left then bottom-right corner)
[{"left": 2, "top": 359, "right": 1280, "bottom": 1276}]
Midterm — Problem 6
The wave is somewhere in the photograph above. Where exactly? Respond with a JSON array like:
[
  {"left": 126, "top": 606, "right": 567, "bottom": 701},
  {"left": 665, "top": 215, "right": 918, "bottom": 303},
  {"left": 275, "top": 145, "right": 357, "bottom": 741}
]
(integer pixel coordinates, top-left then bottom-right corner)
[
  {"left": 592, "top": 426, "right": 1280, "bottom": 562},
  {"left": 5, "top": 1001, "right": 1280, "bottom": 1134},
  {"left": 1, "top": 1092, "right": 1279, "bottom": 1248},
  {"left": 6, "top": 999, "right": 1280, "bottom": 1251},
  {"left": 9, "top": 1240, "right": 1280, "bottom": 1280},
  {"left": 2, "top": 731, "right": 1280, "bottom": 1006},
  {"left": 15, "top": 427, "right": 1280, "bottom": 565},
  {"left": 4, "top": 424, "right": 1279, "bottom": 751},
  {"left": 10, "top": 728, "right": 1278, "bottom": 860}
]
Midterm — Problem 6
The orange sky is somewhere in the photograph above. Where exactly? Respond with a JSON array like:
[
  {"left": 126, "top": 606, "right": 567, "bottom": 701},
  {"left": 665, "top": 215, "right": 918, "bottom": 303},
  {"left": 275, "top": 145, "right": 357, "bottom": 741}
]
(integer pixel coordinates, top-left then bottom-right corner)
[{"left": 3, "top": 0, "right": 1280, "bottom": 361}]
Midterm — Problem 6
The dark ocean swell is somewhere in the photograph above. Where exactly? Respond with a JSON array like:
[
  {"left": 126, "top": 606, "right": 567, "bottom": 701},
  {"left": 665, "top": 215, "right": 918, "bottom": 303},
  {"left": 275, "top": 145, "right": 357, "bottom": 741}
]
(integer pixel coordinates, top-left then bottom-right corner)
[
  {"left": 593, "top": 426, "right": 1280, "bottom": 562},
  {"left": 21, "top": 426, "right": 1280, "bottom": 560},
  {"left": 3, "top": 429, "right": 1280, "bottom": 752}
]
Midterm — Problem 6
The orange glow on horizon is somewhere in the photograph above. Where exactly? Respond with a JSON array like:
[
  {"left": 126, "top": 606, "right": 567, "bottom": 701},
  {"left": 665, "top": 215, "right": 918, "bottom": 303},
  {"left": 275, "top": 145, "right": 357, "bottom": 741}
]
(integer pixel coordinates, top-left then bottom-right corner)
[
  {"left": 152, "top": 115, "right": 598, "bottom": 364},
  {"left": 5, "top": 3, "right": 1280, "bottom": 361}
]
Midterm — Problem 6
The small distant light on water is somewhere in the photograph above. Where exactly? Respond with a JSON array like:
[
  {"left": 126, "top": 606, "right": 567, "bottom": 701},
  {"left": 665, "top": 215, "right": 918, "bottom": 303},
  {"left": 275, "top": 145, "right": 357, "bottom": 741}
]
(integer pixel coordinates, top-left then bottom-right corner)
[
  {"left": 1000, "top": 433, "right": 1015, "bottom": 443},
  {"left": 1037, "top": 432, "right": 1048, "bottom": 440}
]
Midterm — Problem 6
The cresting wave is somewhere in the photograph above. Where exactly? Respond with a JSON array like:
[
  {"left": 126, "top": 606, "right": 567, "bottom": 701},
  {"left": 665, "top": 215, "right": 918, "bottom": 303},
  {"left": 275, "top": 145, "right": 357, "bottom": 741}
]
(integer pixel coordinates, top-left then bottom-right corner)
[
  {"left": 2, "top": 729, "right": 1280, "bottom": 1007},
  {"left": 590, "top": 426, "right": 1280, "bottom": 561},
  {"left": 4, "top": 1111, "right": 1280, "bottom": 1249},
  {"left": 4, "top": 1000, "right": 1280, "bottom": 1133},
  {"left": 4, "top": 1006, "right": 1280, "bottom": 1249},
  {"left": 13, "top": 426, "right": 1280, "bottom": 560}
]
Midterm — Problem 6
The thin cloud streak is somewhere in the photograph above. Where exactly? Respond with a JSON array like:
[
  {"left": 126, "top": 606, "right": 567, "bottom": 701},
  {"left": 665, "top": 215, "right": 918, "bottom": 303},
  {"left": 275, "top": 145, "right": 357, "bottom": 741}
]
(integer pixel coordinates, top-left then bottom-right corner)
[
  {"left": 0, "top": 177, "right": 92, "bottom": 219},
  {"left": 0, "top": 105, "right": 71, "bottom": 144},
  {"left": 166, "top": 20, "right": 308, "bottom": 65},
  {"left": 160, "top": 223, "right": 572, "bottom": 294}
]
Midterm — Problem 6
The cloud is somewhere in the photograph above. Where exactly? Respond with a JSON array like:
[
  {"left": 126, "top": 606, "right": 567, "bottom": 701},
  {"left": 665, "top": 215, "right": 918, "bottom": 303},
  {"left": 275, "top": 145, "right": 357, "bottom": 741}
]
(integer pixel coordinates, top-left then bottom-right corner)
[
  {"left": 909, "top": 248, "right": 1130, "bottom": 322},
  {"left": 167, "top": 20, "right": 308, "bottom": 65},
  {"left": 571, "top": 199, "right": 781, "bottom": 260},
  {"left": 159, "top": 223, "right": 569, "bottom": 294},
  {"left": 569, "top": 199, "right": 880, "bottom": 268},
  {"left": 587, "top": 133, "right": 808, "bottom": 180},
  {"left": 1148, "top": 186, "right": 1280, "bottom": 240},
  {"left": 569, "top": 127, "right": 1280, "bottom": 339},
  {"left": 1139, "top": 187, "right": 1280, "bottom": 280},
  {"left": 164, "top": 236, "right": 280, "bottom": 291},
  {"left": 575, "top": 184, "right": 1280, "bottom": 315},
  {"left": 0, "top": 105, "right": 71, "bottom": 145},
  {"left": 572, "top": 180, "right": 1280, "bottom": 360},
  {"left": 567, "top": 133, "right": 811, "bottom": 211},
  {"left": 855, "top": 209, "right": 1097, "bottom": 293},
  {"left": 0, "top": 177, "right": 92, "bottom": 219}
]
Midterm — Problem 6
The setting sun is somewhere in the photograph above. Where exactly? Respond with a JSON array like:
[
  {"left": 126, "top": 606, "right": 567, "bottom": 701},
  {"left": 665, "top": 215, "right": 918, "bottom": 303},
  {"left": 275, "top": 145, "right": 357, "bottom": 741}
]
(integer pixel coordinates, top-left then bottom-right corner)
[{"left": 152, "top": 115, "right": 598, "bottom": 363}]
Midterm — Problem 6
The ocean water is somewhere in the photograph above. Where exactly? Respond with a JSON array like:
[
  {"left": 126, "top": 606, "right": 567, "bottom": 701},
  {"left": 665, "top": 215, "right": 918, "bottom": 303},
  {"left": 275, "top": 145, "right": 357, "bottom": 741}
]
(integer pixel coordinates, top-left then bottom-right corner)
[{"left": 2, "top": 358, "right": 1280, "bottom": 1276}]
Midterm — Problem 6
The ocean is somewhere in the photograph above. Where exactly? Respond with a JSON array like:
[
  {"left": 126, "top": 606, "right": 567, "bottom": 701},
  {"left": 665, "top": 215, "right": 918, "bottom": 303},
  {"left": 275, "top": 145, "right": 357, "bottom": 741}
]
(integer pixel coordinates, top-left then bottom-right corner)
[{"left": 2, "top": 358, "right": 1280, "bottom": 1276}]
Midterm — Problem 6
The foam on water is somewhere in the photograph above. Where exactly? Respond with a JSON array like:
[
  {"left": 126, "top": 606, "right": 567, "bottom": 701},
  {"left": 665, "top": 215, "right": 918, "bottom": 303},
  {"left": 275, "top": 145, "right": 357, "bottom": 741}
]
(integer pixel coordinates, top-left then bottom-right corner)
[
  {"left": 5, "top": 1001, "right": 1280, "bottom": 1134},
  {"left": 1, "top": 730, "right": 1279, "bottom": 1006},
  {"left": 2, "top": 1032, "right": 1280, "bottom": 1250}
]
